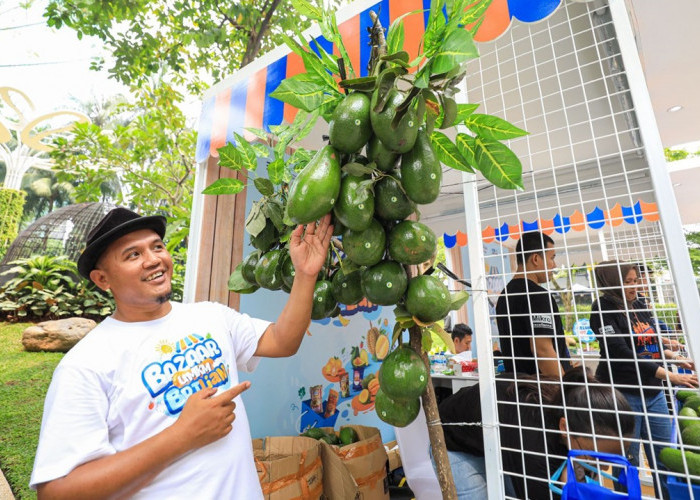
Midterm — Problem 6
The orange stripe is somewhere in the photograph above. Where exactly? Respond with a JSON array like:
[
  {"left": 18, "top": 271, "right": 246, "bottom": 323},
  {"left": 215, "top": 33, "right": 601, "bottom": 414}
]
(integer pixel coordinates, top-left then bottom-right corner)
[
  {"left": 482, "top": 226, "right": 495, "bottom": 243},
  {"left": 539, "top": 218, "right": 555, "bottom": 235},
  {"left": 456, "top": 230, "right": 468, "bottom": 246},
  {"left": 337, "top": 16, "right": 361, "bottom": 78},
  {"left": 244, "top": 67, "right": 267, "bottom": 142},
  {"left": 569, "top": 210, "right": 586, "bottom": 231},
  {"left": 607, "top": 204, "right": 624, "bottom": 227},
  {"left": 640, "top": 201, "right": 660, "bottom": 222},
  {"left": 509, "top": 222, "right": 522, "bottom": 240},
  {"left": 283, "top": 52, "right": 305, "bottom": 124},
  {"left": 390, "top": 0, "right": 425, "bottom": 69},
  {"left": 473, "top": 0, "right": 510, "bottom": 42},
  {"left": 210, "top": 88, "right": 232, "bottom": 157}
]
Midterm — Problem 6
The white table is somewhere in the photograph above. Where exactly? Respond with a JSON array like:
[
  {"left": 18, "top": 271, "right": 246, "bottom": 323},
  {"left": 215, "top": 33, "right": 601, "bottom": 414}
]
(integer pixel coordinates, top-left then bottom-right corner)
[{"left": 431, "top": 372, "right": 480, "bottom": 393}]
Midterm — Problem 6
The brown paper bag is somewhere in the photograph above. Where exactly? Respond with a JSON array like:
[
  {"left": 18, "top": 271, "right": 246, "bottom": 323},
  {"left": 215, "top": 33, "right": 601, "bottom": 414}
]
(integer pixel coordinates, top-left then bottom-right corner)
[{"left": 253, "top": 436, "right": 324, "bottom": 500}]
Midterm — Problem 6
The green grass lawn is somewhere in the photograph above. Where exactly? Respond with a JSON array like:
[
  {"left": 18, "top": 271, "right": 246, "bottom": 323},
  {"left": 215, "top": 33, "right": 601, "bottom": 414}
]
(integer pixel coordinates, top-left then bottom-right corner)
[{"left": 0, "top": 322, "right": 63, "bottom": 500}]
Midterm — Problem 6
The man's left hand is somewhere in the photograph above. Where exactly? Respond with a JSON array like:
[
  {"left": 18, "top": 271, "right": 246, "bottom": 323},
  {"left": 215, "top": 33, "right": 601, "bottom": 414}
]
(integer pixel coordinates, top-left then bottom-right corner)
[{"left": 289, "top": 214, "right": 333, "bottom": 279}]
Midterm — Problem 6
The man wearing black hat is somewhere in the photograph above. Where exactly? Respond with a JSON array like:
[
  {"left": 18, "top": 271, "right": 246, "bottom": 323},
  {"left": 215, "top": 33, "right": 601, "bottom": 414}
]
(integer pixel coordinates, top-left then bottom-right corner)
[{"left": 30, "top": 207, "right": 333, "bottom": 499}]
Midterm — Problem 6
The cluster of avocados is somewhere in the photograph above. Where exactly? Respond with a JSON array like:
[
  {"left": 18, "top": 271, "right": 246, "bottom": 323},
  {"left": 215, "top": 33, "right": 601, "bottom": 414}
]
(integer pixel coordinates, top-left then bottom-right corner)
[{"left": 660, "top": 390, "right": 700, "bottom": 482}]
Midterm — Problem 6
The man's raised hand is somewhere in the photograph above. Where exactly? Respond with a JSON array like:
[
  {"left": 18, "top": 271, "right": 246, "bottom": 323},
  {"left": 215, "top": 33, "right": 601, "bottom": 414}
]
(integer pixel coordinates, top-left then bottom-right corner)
[{"left": 289, "top": 213, "right": 333, "bottom": 279}]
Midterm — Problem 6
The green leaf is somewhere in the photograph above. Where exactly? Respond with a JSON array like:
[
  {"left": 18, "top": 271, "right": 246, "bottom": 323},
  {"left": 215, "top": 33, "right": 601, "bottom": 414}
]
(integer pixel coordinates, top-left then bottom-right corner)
[
  {"left": 461, "top": 0, "right": 494, "bottom": 26},
  {"left": 251, "top": 143, "right": 270, "bottom": 158},
  {"left": 202, "top": 177, "right": 245, "bottom": 195},
  {"left": 454, "top": 103, "right": 479, "bottom": 124},
  {"left": 431, "top": 29, "right": 479, "bottom": 75},
  {"left": 339, "top": 76, "right": 377, "bottom": 92},
  {"left": 291, "top": 0, "right": 323, "bottom": 21},
  {"left": 421, "top": 328, "right": 433, "bottom": 353},
  {"left": 386, "top": 20, "right": 406, "bottom": 55},
  {"left": 455, "top": 133, "right": 477, "bottom": 165},
  {"left": 244, "top": 127, "right": 269, "bottom": 141},
  {"left": 473, "top": 137, "right": 524, "bottom": 190},
  {"left": 253, "top": 177, "right": 274, "bottom": 197},
  {"left": 373, "top": 67, "right": 406, "bottom": 113},
  {"left": 281, "top": 33, "right": 337, "bottom": 90},
  {"left": 268, "top": 158, "right": 286, "bottom": 185},
  {"left": 392, "top": 323, "right": 405, "bottom": 349},
  {"left": 228, "top": 264, "right": 260, "bottom": 293},
  {"left": 449, "top": 290, "right": 470, "bottom": 311},
  {"left": 431, "top": 131, "right": 474, "bottom": 173},
  {"left": 342, "top": 162, "right": 376, "bottom": 176},
  {"left": 245, "top": 201, "right": 266, "bottom": 237},
  {"left": 217, "top": 142, "right": 243, "bottom": 170},
  {"left": 438, "top": 95, "right": 457, "bottom": 129},
  {"left": 269, "top": 75, "right": 326, "bottom": 112},
  {"left": 262, "top": 200, "right": 285, "bottom": 231},
  {"left": 233, "top": 133, "right": 258, "bottom": 171},
  {"left": 463, "top": 114, "right": 528, "bottom": 140}
]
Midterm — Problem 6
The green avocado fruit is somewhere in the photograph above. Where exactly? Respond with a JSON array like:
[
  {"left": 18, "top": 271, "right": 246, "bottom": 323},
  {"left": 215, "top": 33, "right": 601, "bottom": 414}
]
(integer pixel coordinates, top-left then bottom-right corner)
[
  {"left": 329, "top": 93, "right": 372, "bottom": 154},
  {"left": 370, "top": 88, "right": 420, "bottom": 154},
  {"left": 388, "top": 220, "right": 437, "bottom": 265},
  {"left": 333, "top": 174, "right": 374, "bottom": 231},
  {"left": 331, "top": 267, "right": 364, "bottom": 305},
  {"left": 378, "top": 344, "right": 429, "bottom": 400},
  {"left": 400, "top": 129, "right": 442, "bottom": 205},
  {"left": 660, "top": 447, "right": 700, "bottom": 482},
  {"left": 339, "top": 427, "right": 359, "bottom": 446},
  {"left": 361, "top": 260, "right": 408, "bottom": 306},
  {"left": 241, "top": 252, "right": 260, "bottom": 285},
  {"left": 253, "top": 249, "right": 285, "bottom": 290},
  {"left": 286, "top": 145, "right": 341, "bottom": 225},
  {"left": 342, "top": 219, "right": 386, "bottom": 267},
  {"left": 374, "top": 388, "right": 421, "bottom": 428},
  {"left": 374, "top": 171, "right": 414, "bottom": 221},
  {"left": 405, "top": 274, "right": 452, "bottom": 323},
  {"left": 367, "top": 135, "right": 399, "bottom": 172},
  {"left": 311, "top": 280, "right": 337, "bottom": 320}
]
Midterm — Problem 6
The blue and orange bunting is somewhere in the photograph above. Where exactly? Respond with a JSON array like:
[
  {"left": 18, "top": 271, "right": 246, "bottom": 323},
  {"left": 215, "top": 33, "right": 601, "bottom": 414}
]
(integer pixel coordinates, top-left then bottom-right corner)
[
  {"left": 196, "top": 0, "right": 582, "bottom": 162},
  {"left": 442, "top": 200, "right": 660, "bottom": 247}
]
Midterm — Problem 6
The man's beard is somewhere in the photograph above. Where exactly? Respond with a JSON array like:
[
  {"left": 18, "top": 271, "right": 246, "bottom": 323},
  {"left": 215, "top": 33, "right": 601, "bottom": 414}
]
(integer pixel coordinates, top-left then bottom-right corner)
[{"left": 156, "top": 291, "right": 172, "bottom": 304}]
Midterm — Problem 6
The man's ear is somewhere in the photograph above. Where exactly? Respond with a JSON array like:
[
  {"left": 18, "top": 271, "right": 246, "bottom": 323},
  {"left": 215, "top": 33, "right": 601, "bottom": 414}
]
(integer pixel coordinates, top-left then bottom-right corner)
[
  {"left": 89, "top": 268, "right": 110, "bottom": 292},
  {"left": 559, "top": 417, "right": 567, "bottom": 434}
]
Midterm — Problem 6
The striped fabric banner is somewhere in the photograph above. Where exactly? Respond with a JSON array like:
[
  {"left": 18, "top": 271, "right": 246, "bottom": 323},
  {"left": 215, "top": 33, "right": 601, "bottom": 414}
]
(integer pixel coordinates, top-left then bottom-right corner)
[{"left": 195, "top": 0, "right": 572, "bottom": 162}]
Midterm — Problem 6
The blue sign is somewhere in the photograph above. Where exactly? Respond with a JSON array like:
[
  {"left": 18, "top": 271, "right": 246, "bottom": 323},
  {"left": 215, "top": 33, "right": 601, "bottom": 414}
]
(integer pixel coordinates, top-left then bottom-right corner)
[{"left": 573, "top": 319, "right": 595, "bottom": 343}]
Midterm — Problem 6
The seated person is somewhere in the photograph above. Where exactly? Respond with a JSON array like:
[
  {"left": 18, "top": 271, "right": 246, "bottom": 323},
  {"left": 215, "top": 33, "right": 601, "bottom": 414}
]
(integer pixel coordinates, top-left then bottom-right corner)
[
  {"left": 451, "top": 324, "right": 473, "bottom": 355},
  {"left": 434, "top": 368, "right": 635, "bottom": 499}
]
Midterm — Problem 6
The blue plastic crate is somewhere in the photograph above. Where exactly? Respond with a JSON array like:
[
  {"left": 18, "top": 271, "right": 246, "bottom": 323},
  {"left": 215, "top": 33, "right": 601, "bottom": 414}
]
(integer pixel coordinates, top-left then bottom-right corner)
[{"left": 667, "top": 475, "right": 700, "bottom": 500}]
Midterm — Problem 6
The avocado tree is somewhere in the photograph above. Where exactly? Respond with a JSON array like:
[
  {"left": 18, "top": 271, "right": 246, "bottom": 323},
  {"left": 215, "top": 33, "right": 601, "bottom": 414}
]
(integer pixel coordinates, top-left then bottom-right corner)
[{"left": 210, "top": 1, "right": 526, "bottom": 496}]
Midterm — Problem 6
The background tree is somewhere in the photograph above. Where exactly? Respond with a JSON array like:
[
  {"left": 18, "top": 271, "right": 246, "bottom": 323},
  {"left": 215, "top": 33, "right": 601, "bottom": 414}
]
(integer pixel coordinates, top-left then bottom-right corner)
[
  {"left": 686, "top": 230, "right": 700, "bottom": 276},
  {"left": 44, "top": 0, "right": 333, "bottom": 94}
]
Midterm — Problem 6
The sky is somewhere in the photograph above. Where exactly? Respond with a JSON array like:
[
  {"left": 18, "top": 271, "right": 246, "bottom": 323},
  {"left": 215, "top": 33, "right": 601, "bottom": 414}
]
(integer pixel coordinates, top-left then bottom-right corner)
[{"left": 0, "top": 0, "right": 128, "bottom": 117}]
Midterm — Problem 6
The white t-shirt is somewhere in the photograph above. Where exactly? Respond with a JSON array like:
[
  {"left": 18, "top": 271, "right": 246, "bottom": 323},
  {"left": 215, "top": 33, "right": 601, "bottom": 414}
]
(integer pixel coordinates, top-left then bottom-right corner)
[{"left": 30, "top": 301, "right": 270, "bottom": 499}]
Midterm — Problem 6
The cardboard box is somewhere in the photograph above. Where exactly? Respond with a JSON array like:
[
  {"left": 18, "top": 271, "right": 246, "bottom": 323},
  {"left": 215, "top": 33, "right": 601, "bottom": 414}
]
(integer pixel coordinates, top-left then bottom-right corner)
[
  {"left": 318, "top": 425, "right": 389, "bottom": 500},
  {"left": 253, "top": 436, "right": 324, "bottom": 499},
  {"left": 384, "top": 440, "right": 402, "bottom": 472}
]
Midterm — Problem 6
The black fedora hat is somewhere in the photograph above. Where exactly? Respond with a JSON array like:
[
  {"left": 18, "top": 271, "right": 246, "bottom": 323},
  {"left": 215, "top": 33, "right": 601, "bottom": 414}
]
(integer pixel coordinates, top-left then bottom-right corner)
[{"left": 77, "top": 207, "right": 167, "bottom": 280}]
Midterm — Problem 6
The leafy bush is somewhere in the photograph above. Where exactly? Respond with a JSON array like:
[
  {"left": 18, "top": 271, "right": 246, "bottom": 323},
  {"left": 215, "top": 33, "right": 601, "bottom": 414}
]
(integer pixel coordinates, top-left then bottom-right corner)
[
  {"left": 0, "top": 188, "right": 26, "bottom": 260},
  {"left": 0, "top": 255, "right": 114, "bottom": 321}
]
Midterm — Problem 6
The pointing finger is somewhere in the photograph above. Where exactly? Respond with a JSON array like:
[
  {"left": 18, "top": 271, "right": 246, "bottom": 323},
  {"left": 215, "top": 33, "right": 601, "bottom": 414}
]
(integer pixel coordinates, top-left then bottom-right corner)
[{"left": 214, "top": 381, "right": 251, "bottom": 402}]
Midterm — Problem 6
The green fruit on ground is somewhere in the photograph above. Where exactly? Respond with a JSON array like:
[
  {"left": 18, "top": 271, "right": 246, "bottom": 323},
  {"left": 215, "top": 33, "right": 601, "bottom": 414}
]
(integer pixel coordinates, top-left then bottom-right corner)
[
  {"left": 374, "top": 172, "right": 414, "bottom": 221},
  {"left": 375, "top": 388, "right": 420, "bottom": 428},
  {"left": 659, "top": 447, "right": 700, "bottom": 481},
  {"left": 684, "top": 396, "right": 700, "bottom": 413},
  {"left": 400, "top": 129, "right": 442, "bottom": 204},
  {"left": 304, "top": 427, "right": 325, "bottom": 439},
  {"left": 405, "top": 275, "right": 452, "bottom": 323},
  {"left": 370, "top": 87, "right": 420, "bottom": 154},
  {"left": 361, "top": 260, "right": 407, "bottom": 306},
  {"left": 311, "top": 280, "right": 337, "bottom": 320},
  {"left": 254, "top": 249, "right": 284, "bottom": 290},
  {"left": 281, "top": 253, "right": 296, "bottom": 289},
  {"left": 378, "top": 344, "right": 429, "bottom": 400},
  {"left": 333, "top": 174, "right": 374, "bottom": 231},
  {"left": 339, "top": 427, "right": 359, "bottom": 446},
  {"left": 679, "top": 406, "right": 700, "bottom": 432},
  {"left": 250, "top": 219, "right": 279, "bottom": 252},
  {"left": 367, "top": 135, "right": 399, "bottom": 172},
  {"left": 241, "top": 252, "right": 260, "bottom": 285},
  {"left": 329, "top": 93, "right": 372, "bottom": 154},
  {"left": 678, "top": 390, "right": 700, "bottom": 402},
  {"left": 286, "top": 145, "right": 341, "bottom": 225},
  {"left": 388, "top": 220, "right": 437, "bottom": 265},
  {"left": 343, "top": 219, "right": 386, "bottom": 267},
  {"left": 682, "top": 425, "right": 700, "bottom": 448},
  {"left": 331, "top": 267, "right": 364, "bottom": 305}
]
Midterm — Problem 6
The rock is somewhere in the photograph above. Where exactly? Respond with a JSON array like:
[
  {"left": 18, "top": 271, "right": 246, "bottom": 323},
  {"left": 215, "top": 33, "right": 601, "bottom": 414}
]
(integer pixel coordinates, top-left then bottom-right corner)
[{"left": 22, "top": 318, "right": 97, "bottom": 352}]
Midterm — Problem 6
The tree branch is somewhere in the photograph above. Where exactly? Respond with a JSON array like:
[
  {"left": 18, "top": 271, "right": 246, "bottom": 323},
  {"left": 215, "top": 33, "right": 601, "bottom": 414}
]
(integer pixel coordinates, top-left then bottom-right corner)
[{"left": 240, "top": 0, "right": 282, "bottom": 67}]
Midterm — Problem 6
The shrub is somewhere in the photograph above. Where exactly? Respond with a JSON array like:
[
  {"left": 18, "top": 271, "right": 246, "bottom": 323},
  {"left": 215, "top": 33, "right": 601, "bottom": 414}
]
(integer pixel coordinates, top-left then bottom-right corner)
[
  {"left": 0, "top": 255, "right": 114, "bottom": 321},
  {"left": 0, "top": 188, "right": 26, "bottom": 260}
]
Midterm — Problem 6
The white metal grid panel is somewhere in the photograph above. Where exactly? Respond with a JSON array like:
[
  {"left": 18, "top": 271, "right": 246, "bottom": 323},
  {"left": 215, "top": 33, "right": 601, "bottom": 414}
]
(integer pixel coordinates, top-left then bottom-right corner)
[{"left": 455, "top": 1, "right": 700, "bottom": 498}]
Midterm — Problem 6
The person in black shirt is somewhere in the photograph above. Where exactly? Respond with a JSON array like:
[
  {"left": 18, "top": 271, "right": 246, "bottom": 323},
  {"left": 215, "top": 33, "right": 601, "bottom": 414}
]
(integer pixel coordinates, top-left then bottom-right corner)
[
  {"left": 437, "top": 368, "right": 634, "bottom": 499},
  {"left": 591, "top": 260, "right": 697, "bottom": 497},
  {"left": 496, "top": 232, "right": 571, "bottom": 377}
]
